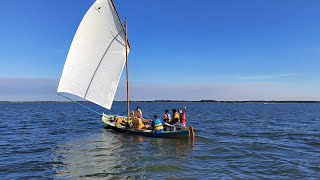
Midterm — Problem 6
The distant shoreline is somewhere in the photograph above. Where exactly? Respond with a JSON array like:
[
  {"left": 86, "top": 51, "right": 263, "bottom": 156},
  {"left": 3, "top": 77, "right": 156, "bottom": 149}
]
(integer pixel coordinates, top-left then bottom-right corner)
[{"left": 1, "top": 100, "right": 320, "bottom": 104}]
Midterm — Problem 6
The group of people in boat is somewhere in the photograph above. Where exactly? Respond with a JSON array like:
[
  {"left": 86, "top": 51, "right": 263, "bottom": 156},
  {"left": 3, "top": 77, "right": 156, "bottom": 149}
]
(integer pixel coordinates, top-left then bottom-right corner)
[
  {"left": 111, "top": 106, "right": 187, "bottom": 133},
  {"left": 163, "top": 108, "right": 187, "bottom": 126}
]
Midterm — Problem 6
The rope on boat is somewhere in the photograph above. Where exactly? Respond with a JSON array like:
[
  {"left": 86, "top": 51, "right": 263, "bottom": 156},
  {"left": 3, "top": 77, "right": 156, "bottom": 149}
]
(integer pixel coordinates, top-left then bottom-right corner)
[{"left": 57, "top": 93, "right": 103, "bottom": 117}]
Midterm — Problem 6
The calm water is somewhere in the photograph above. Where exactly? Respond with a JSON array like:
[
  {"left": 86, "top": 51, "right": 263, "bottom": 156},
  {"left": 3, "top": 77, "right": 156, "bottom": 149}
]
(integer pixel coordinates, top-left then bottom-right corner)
[{"left": 0, "top": 102, "right": 319, "bottom": 179}]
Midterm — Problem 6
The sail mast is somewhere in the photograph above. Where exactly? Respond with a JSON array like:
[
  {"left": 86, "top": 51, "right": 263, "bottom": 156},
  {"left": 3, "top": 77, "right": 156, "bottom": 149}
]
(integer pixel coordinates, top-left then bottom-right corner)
[
  {"left": 110, "top": 0, "right": 130, "bottom": 118},
  {"left": 110, "top": 0, "right": 130, "bottom": 48},
  {"left": 125, "top": 19, "right": 130, "bottom": 119}
]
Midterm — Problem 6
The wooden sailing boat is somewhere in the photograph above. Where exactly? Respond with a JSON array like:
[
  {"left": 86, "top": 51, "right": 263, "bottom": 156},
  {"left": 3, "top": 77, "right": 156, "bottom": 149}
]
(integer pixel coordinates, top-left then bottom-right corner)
[{"left": 57, "top": 0, "right": 194, "bottom": 138}]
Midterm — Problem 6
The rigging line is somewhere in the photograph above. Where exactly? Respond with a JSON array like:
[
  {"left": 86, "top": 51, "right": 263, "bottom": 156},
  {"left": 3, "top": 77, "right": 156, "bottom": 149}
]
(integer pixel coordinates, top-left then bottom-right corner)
[
  {"left": 109, "top": 0, "right": 130, "bottom": 48},
  {"left": 57, "top": 93, "right": 104, "bottom": 117}
]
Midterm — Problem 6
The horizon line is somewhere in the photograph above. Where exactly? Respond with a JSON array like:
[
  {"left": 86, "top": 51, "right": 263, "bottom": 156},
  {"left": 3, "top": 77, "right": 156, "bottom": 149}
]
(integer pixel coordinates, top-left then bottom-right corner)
[{"left": 1, "top": 100, "right": 320, "bottom": 103}]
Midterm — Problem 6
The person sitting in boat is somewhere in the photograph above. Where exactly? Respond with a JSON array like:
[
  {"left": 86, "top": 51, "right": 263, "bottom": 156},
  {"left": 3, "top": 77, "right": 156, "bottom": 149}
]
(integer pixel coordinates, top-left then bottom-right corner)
[
  {"left": 178, "top": 107, "right": 187, "bottom": 127},
  {"left": 115, "top": 116, "right": 125, "bottom": 128},
  {"left": 128, "top": 111, "right": 135, "bottom": 127},
  {"left": 134, "top": 107, "right": 143, "bottom": 119},
  {"left": 133, "top": 117, "right": 148, "bottom": 130},
  {"left": 171, "top": 109, "right": 180, "bottom": 125},
  {"left": 151, "top": 115, "right": 172, "bottom": 133},
  {"left": 163, "top": 109, "right": 171, "bottom": 131},
  {"left": 163, "top": 109, "right": 171, "bottom": 123}
]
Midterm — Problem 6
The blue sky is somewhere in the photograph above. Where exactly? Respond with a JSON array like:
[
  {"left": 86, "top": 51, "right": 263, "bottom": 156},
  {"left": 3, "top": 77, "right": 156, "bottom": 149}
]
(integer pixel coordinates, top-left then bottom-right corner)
[{"left": 0, "top": 0, "right": 320, "bottom": 101}]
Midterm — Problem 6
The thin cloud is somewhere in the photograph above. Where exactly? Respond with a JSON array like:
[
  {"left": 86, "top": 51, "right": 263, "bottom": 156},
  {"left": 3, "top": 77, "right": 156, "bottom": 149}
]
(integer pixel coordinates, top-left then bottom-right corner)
[
  {"left": 116, "top": 81, "right": 319, "bottom": 101},
  {"left": 0, "top": 78, "right": 60, "bottom": 101},
  {"left": 239, "top": 73, "right": 298, "bottom": 80},
  {"left": 0, "top": 78, "right": 319, "bottom": 101}
]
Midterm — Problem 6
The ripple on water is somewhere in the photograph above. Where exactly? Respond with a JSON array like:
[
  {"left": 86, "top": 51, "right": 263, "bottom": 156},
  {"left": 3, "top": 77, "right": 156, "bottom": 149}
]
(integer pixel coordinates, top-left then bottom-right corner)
[{"left": 1, "top": 103, "right": 320, "bottom": 179}]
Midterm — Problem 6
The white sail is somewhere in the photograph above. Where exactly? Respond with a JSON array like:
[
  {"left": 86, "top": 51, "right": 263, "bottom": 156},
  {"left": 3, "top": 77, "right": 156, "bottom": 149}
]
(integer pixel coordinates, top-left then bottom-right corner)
[{"left": 57, "top": 0, "right": 129, "bottom": 110}]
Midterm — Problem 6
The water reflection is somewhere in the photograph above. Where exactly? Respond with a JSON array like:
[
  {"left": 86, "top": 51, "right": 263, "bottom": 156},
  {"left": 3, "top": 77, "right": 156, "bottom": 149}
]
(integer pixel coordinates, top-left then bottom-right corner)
[
  {"left": 53, "top": 131, "right": 125, "bottom": 179},
  {"left": 53, "top": 129, "right": 194, "bottom": 179}
]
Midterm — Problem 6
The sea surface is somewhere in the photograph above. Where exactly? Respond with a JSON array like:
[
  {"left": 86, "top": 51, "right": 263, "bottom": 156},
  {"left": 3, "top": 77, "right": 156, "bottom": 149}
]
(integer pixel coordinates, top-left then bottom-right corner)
[{"left": 0, "top": 102, "right": 319, "bottom": 179}]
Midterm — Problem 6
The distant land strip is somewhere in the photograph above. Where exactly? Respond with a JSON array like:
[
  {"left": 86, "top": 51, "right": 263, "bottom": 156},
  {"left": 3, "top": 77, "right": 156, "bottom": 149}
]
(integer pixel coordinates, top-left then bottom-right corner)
[{"left": 1, "top": 100, "right": 320, "bottom": 104}]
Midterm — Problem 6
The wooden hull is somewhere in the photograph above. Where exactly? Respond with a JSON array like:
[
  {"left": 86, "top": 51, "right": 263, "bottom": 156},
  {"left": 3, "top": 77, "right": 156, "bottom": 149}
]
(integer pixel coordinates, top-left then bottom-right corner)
[{"left": 102, "top": 114, "right": 194, "bottom": 138}]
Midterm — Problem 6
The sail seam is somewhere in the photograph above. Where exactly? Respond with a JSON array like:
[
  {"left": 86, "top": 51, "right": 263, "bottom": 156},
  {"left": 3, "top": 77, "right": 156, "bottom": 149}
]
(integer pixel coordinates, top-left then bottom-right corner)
[{"left": 84, "top": 32, "right": 121, "bottom": 98}]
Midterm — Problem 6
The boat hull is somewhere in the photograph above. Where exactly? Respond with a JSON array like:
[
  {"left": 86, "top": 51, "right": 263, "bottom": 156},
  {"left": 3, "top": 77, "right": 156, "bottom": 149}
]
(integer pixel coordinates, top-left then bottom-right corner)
[
  {"left": 106, "top": 124, "right": 190, "bottom": 138},
  {"left": 102, "top": 114, "right": 193, "bottom": 138}
]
